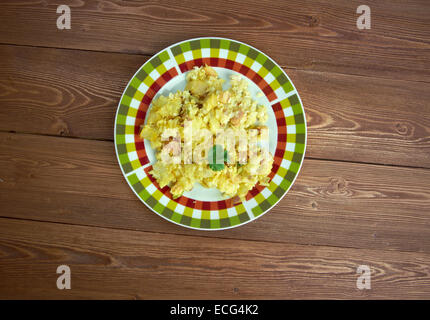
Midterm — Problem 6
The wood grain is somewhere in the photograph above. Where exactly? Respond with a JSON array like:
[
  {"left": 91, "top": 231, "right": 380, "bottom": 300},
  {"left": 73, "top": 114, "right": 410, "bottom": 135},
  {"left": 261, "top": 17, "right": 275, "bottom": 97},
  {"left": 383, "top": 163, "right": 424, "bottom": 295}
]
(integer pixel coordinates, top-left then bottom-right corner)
[
  {"left": 292, "top": 69, "right": 430, "bottom": 167},
  {"left": 1, "top": 0, "right": 429, "bottom": 300},
  {"left": 0, "top": 217, "right": 429, "bottom": 299},
  {"left": 0, "top": 0, "right": 429, "bottom": 81},
  {"left": 0, "top": 45, "right": 148, "bottom": 140},
  {"left": 1, "top": 132, "right": 429, "bottom": 254},
  {"left": 1, "top": 45, "right": 429, "bottom": 167}
]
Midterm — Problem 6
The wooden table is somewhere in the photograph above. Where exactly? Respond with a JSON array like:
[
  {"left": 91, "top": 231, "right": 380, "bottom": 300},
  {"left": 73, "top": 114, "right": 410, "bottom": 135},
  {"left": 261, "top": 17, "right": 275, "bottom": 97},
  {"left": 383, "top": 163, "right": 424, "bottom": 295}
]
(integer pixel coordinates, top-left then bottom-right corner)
[{"left": 0, "top": 0, "right": 429, "bottom": 299}]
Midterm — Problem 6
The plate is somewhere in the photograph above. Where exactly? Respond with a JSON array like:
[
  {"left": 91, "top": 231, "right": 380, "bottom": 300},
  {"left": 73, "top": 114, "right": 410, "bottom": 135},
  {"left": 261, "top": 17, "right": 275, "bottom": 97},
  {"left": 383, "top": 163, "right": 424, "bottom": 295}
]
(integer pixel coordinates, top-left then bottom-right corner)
[{"left": 114, "top": 37, "right": 307, "bottom": 230}]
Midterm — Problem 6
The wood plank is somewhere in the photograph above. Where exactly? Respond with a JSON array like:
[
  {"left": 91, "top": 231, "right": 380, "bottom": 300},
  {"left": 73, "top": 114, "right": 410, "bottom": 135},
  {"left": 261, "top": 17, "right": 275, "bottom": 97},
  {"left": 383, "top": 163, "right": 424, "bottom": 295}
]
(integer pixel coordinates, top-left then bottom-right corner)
[
  {"left": 0, "top": 45, "right": 147, "bottom": 140},
  {"left": 291, "top": 69, "right": 430, "bottom": 167},
  {"left": 1, "top": 45, "right": 429, "bottom": 167},
  {"left": 0, "top": 217, "right": 429, "bottom": 299},
  {"left": 1, "top": 132, "right": 429, "bottom": 253},
  {"left": 0, "top": 0, "right": 429, "bottom": 81}
]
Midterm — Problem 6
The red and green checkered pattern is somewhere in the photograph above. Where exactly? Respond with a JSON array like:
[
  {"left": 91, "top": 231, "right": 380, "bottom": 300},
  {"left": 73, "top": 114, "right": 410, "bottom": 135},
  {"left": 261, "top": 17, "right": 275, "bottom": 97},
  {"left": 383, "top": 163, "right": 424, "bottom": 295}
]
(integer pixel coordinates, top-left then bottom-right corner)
[{"left": 114, "top": 38, "right": 307, "bottom": 230}]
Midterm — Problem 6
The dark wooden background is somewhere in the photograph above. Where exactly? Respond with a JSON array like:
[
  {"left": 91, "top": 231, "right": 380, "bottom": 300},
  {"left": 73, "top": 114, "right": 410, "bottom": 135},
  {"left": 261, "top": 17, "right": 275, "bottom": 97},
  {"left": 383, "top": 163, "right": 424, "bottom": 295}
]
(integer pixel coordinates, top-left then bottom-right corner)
[{"left": 0, "top": 0, "right": 429, "bottom": 299}]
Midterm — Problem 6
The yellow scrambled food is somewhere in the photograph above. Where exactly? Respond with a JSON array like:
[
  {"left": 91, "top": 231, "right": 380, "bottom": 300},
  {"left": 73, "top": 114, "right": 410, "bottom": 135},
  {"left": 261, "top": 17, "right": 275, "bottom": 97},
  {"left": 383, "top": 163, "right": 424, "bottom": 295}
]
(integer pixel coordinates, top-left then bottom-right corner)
[{"left": 140, "top": 65, "right": 274, "bottom": 199}]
